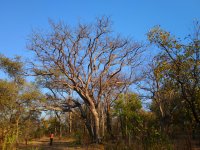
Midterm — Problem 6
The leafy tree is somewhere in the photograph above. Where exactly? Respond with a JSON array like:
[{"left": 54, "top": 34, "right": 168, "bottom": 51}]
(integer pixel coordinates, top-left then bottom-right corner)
[
  {"left": 114, "top": 93, "right": 142, "bottom": 138},
  {"left": 147, "top": 22, "right": 200, "bottom": 126},
  {"left": 0, "top": 55, "right": 44, "bottom": 149}
]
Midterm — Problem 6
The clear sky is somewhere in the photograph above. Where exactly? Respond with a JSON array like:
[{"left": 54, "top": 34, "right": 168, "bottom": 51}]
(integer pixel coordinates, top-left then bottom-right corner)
[{"left": 0, "top": 0, "right": 200, "bottom": 58}]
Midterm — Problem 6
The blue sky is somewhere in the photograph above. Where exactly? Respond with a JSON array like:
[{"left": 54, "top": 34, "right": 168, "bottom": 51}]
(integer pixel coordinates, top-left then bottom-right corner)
[{"left": 0, "top": 0, "right": 200, "bottom": 58}]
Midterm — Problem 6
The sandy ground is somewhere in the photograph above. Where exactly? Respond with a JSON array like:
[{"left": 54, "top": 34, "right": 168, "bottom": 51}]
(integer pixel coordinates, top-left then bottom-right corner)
[{"left": 17, "top": 137, "right": 104, "bottom": 150}]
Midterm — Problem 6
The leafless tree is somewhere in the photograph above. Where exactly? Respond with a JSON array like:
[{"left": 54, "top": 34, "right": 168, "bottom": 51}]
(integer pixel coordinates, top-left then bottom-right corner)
[{"left": 28, "top": 17, "right": 143, "bottom": 142}]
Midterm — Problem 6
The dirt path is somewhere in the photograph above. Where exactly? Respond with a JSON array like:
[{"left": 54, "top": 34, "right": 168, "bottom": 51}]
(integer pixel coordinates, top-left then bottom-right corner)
[{"left": 17, "top": 137, "right": 104, "bottom": 150}]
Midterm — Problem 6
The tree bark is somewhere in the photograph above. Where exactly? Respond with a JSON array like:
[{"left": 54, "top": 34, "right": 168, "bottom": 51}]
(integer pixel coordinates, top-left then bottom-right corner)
[
  {"left": 16, "top": 116, "right": 20, "bottom": 145},
  {"left": 68, "top": 112, "right": 72, "bottom": 134},
  {"left": 106, "top": 110, "right": 114, "bottom": 138},
  {"left": 78, "top": 105, "right": 94, "bottom": 141},
  {"left": 101, "top": 107, "right": 105, "bottom": 138},
  {"left": 91, "top": 107, "right": 100, "bottom": 143}
]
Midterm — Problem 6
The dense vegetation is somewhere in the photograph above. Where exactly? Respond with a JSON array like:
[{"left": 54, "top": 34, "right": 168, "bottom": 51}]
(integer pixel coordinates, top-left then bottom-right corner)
[{"left": 0, "top": 17, "right": 199, "bottom": 149}]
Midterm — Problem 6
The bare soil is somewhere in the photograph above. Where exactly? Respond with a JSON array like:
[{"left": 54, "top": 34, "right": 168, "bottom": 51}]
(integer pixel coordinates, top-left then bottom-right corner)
[{"left": 17, "top": 137, "right": 104, "bottom": 150}]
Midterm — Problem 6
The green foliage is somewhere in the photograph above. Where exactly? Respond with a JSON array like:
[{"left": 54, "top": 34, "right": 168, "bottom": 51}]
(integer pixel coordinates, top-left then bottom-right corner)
[
  {"left": 0, "top": 19, "right": 199, "bottom": 149},
  {"left": 114, "top": 93, "right": 142, "bottom": 116},
  {"left": 0, "top": 80, "right": 17, "bottom": 108},
  {"left": 147, "top": 26, "right": 183, "bottom": 55},
  {"left": 0, "top": 54, "right": 24, "bottom": 84},
  {"left": 0, "top": 55, "right": 45, "bottom": 149},
  {"left": 148, "top": 22, "right": 200, "bottom": 126},
  {"left": 114, "top": 93, "right": 142, "bottom": 136},
  {"left": 2, "top": 132, "right": 17, "bottom": 150}
]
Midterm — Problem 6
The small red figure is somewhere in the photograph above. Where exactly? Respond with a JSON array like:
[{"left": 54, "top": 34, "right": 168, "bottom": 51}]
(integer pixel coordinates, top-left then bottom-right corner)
[{"left": 49, "top": 133, "right": 54, "bottom": 146}]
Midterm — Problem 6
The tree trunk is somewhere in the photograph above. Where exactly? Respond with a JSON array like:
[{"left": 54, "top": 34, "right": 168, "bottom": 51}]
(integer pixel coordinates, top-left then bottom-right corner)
[
  {"left": 78, "top": 105, "right": 94, "bottom": 140},
  {"left": 68, "top": 112, "right": 72, "bottom": 134},
  {"left": 101, "top": 107, "right": 105, "bottom": 138},
  {"left": 16, "top": 117, "right": 20, "bottom": 145},
  {"left": 189, "top": 98, "right": 200, "bottom": 125},
  {"left": 55, "top": 112, "right": 62, "bottom": 139},
  {"left": 91, "top": 107, "right": 100, "bottom": 143},
  {"left": 59, "top": 122, "right": 62, "bottom": 139},
  {"left": 106, "top": 110, "right": 114, "bottom": 138},
  {"left": 120, "top": 116, "right": 125, "bottom": 138}
]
